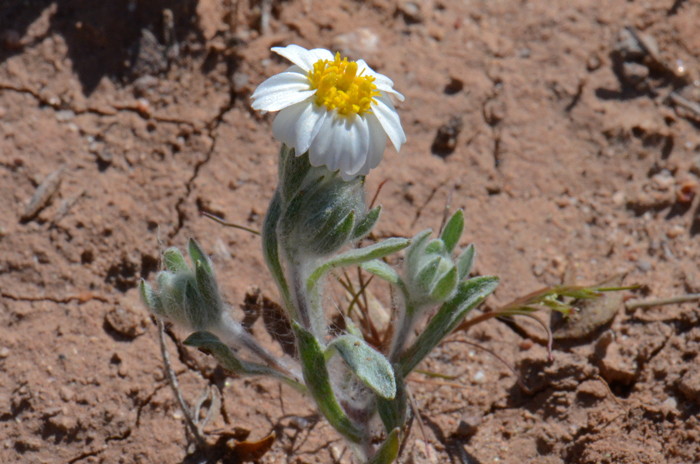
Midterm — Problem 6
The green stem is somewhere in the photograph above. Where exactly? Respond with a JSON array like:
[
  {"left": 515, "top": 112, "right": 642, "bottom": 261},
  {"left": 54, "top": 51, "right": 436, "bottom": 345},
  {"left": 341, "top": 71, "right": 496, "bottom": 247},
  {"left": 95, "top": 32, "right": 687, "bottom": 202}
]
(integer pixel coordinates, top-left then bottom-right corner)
[
  {"left": 389, "top": 294, "right": 419, "bottom": 363},
  {"left": 262, "top": 189, "right": 296, "bottom": 321}
]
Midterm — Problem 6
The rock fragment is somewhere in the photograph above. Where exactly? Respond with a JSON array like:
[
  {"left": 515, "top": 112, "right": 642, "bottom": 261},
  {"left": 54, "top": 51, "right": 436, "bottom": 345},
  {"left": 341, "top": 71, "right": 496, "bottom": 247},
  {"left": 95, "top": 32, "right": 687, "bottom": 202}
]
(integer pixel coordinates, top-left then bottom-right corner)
[
  {"left": 431, "top": 116, "right": 463, "bottom": 158},
  {"left": 21, "top": 166, "right": 64, "bottom": 221},
  {"left": 104, "top": 306, "right": 149, "bottom": 339}
]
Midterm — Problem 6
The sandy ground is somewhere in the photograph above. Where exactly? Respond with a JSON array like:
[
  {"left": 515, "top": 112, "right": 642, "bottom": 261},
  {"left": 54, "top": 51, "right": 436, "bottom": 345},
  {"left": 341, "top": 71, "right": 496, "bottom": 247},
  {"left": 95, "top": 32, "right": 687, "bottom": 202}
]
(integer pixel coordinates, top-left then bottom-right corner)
[{"left": 1, "top": 0, "right": 700, "bottom": 463}]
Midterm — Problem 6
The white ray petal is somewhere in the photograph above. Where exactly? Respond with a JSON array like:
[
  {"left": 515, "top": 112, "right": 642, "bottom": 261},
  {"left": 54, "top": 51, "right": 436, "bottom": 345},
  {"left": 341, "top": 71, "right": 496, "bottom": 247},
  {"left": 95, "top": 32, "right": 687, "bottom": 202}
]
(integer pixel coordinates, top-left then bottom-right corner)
[
  {"left": 371, "top": 94, "right": 406, "bottom": 152},
  {"left": 308, "top": 48, "right": 335, "bottom": 62},
  {"left": 371, "top": 93, "right": 406, "bottom": 152},
  {"left": 375, "top": 83, "right": 405, "bottom": 101},
  {"left": 326, "top": 119, "right": 348, "bottom": 173},
  {"left": 251, "top": 70, "right": 309, "bottom": 99},
  {"left": 271, "top": 45, "right": 318, "bottom": 72},
  {"left": 272, "top": 101, "right": 314, "bottom": 147},
  {"left": 294, "top": 103, "right": 328, "bottom": 155},
  {"left": 309, "top": 112, "right": 338, "bottom": 168},
  {"left": 355, "top": 59, "right": 405, "bottom": 101},
  {"left": 251, "top": 71, "right": 316, "bottom": 112},
  {"left": 365, "top": 113, "right": 388, "bottom": 169},
  {"left": 355, "top": 59, "right": 394, "bottom": 87},
  {"left": 343, "top": 114, "right": 370, "bottom": 176}
]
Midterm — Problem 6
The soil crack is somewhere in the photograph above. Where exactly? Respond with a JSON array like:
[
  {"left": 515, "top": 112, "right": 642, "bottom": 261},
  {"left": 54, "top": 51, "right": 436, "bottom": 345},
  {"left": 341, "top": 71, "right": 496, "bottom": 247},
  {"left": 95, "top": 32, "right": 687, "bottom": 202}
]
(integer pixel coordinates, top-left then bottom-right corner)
[
  {"left": 170, "top": 85, "right": 237, "bottom": 239},
  {"left": 0, "top": 81, "right": 197, "bottom": 126},
  {"left": 0, "top": 291, "right": 111, "bottom": 304}
]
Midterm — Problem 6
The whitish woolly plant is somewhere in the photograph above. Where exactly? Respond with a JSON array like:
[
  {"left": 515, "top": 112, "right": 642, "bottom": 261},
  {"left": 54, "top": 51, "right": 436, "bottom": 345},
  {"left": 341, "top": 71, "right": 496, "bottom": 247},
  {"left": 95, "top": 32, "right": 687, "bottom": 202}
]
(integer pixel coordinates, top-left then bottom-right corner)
[{"left": 140, "top": 45, "right": 498, "bottom": 463}]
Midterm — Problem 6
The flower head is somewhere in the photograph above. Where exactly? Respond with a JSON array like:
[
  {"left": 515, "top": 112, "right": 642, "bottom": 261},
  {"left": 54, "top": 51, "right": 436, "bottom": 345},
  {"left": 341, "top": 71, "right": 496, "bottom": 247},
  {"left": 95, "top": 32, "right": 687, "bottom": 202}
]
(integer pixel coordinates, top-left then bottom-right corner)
[{"left": 251, "top": 45, "right": 406, "bottom": 180}]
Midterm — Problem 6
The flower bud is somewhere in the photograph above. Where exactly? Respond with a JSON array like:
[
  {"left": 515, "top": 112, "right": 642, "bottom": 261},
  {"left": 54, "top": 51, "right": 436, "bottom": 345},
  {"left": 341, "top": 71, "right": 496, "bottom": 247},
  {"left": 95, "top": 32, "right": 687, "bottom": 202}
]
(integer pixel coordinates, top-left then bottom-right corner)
[
  {"left": 404, "top": 210, "right": 467, "bottom": 307},
  {"left": 139, "top": 239, "right": 223, "bottom": 331},
  {"left": 276, "top": 145, "right": 378, "bottom": 258}
]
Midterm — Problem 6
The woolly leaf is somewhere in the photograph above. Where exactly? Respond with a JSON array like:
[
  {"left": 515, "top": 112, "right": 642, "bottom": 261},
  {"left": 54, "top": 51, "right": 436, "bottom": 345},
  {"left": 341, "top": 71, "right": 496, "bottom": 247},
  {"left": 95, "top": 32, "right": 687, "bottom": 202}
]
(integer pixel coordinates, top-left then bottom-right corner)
[
  {"left": 139, "top": 279, "right": 164, "bottom": 316},
  {"left": 377, "top": 369, "right": 407, "bottom": 434},
  {"left": 280, "top": 148, "right": 311, "bottom": 203},
  {"left": 329, "top": 335, "right": 396, "bottom": 400},
  {"left": 361, "top": 260, "right": 400, "bottom": 285},
  {"left": 188, "top": 238, "right": 213, "bottom": 275},
  {"left": 399, "top": 276, "right": 499, "bottom": 376},
  {"left": 183, "top": 331, "right": 303, "bottom": 391},
  {"left": 457, "top": 244, "right": 476, "bottom": 280},
  {"left": 163, "top": 247, "right": 189, "bottom": 273},
  {"left": 311, "top": 209, "right": 355, "bottom": 256},
  {"left": 367, "top": 428, "right": 401, "bottom": 464},
  {"left": 430, "top": 264, "right": 458, "bottom": 302},
  {"left": 293, "top": 323, "right": 363, "bottom": 443},
  {"left": 351, "top": 205, "right": 381, "bottom": 241},
  {"left": 440, "top": 209, "right": 464, "bottom": 253},
  {"left": 307, "top": 238, "right": 410, "bottom": 291}
]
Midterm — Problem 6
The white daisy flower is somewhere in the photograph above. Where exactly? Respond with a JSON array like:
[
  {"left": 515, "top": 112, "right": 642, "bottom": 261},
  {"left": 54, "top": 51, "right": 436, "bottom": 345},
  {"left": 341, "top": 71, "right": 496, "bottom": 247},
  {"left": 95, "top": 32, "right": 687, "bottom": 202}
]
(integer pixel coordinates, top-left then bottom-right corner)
[{"left": 251, "top": 44, "right": 406, "bottom": 180}]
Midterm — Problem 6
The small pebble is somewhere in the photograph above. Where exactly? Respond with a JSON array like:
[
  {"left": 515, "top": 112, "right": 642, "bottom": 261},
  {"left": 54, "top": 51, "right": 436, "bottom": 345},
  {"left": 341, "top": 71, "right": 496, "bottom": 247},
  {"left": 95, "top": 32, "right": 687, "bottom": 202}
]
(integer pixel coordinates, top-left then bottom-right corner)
[
  {"left": 59, "top": 386, "right": 75, "bottom": 402},
  {"left": 676, "top": 180, "right": 698, "bottom": 204},
  {"left": 612, "top": 191, "right": 626, "bottom": 206},
  {"left": 651, "top": 171, "right": 676, "bottom": 190},
  {"left": 0, "top": 347, "right": 9, "bottom": 358},
  {"left": 667, "top": 225, "right": 685, "bottom": 239},
  {"left": 330, "top": 445, "right": 343, "bottom": 462},
  {"left": 472, "top": 370, "right": 486, "bottom": 384},
  {"left": 622, "top": 62, "right": 649, "bottom": 86},
  {"left": 662, "top": 397, "right": 677, "bottom": 410},
  {"left": 636, "top": 260, "right": 652, "bottom": 272},
  {"left": 587, "top": 53, "right": 602, "bottom": 71},
  {"left": 455, "top": 414, "right": 481, "bottom": 438},
  {"left": 399, "top": 2, "right": 423, "bottom": 23}
]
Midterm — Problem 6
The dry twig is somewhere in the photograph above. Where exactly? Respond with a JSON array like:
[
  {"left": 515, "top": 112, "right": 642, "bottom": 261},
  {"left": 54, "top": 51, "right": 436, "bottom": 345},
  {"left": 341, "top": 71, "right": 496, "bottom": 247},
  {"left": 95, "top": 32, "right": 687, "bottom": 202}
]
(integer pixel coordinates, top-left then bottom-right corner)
[
  {"left": 158, "top": 320, "right": 206, "bottom": 448},
  {"left": 625, "top": 292, "right": 700, "bottom": 310}
]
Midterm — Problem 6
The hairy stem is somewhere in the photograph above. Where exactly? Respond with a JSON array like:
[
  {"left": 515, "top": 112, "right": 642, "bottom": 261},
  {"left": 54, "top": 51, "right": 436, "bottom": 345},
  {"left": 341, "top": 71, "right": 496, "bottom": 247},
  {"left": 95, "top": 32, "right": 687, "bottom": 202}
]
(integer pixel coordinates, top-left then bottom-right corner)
[
  {"left": 214, "top": 312, "right": 302, "bottom": 382},
  {"left": 389, "top": 292, "right": 418, "bottom": 362}
]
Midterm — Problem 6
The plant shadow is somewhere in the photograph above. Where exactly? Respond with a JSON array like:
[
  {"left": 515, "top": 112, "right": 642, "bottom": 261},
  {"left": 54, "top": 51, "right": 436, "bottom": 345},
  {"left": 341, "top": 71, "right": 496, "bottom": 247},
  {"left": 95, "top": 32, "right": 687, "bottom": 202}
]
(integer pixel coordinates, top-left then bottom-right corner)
[{"left": 0, "top": 0, "right": 202, "bottom": 95}]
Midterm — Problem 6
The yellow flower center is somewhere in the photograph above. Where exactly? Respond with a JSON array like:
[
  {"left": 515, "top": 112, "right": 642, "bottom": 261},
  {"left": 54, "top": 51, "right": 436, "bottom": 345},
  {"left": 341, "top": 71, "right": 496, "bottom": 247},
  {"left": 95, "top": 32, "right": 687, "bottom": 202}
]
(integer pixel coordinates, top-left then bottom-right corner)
[{"left": 308, "top": 53, "right": 380, "bottom": 116}]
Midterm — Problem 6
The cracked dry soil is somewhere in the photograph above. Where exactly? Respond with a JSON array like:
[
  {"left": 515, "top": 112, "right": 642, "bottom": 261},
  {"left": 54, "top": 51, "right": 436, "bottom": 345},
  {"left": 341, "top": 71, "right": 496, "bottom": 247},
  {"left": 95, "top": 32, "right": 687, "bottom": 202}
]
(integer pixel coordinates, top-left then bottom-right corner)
[{"left": 2, "top": 0, "right": 700, "bottom": 463}]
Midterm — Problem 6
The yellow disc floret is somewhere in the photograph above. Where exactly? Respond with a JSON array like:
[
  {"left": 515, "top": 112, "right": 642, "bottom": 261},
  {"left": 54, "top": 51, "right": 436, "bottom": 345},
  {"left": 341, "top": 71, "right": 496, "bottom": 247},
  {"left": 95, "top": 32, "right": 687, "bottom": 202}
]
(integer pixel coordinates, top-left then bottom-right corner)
[{"left": 308, "top": 53, "right": 380, "bottom": 116}]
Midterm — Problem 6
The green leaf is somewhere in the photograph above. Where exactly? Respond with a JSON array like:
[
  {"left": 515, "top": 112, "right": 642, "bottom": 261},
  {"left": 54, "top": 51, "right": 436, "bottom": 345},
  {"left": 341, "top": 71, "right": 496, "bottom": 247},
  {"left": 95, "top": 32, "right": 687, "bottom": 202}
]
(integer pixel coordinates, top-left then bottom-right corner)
[
  {"left": 183, "top": 280, "right": 207, "bottom": 330},
  {"left": 163, "top": 247, "right": 189, "bottom": 273},
  {"left": 424, "top": 238, "right": 446, "bottom": 255},
  {"left": 440, "top": 209, "right": 464, "bottom": 253},
  {"left": 307, "top": 237, "right": 411, "bottom": 292},
  {"left": 292, "top": 323, "right": 363, "bottom": 443},
  {"left": 361, "top": 260, "right": 400, "bottom": 285},
  {"left": 280, "top": 149, "right": 311, "bottom": 203},
  {"left": 377, "top": 368, "right": 407, "bottom": 433},
  {"left": 367, "top": 428, "right": 401, "bottom": 464},
  {"left": 183, "top": 331, "right": 305, "bottom": 392},
  {"left": 345, "top": 317, "right": 364, "bottom": 339},
  {"left": 139, "top": 279, "right": 164, "bottom": 316},
  {"left": 399, "top": 276, "right": 499, "bottom": 376},
  {"left": 430, "top": 264, "right": 458, "bottom": 302},
  {"left": 351, "top": 205, "right": 381, "bottom": 241},
  {"left": 194, "top": 259, "right": 222, "bottom": 310},
  {"left": 405, "top": 229, "right": 432, "bottom": 270},
  {"left": 312, "top": 209, "right": 355, "bottom": 256},
  {"left": 278, "top": 143, "right": 292, "bottom": 174},
  {"left": 188, "top": 239, "right": 213, "bottom": 275},
  {"left": 156, "top": 271, "right": 191, "bottom": 327},
  {"left": 415, "top": 256, "right": 441, "bottom": 293},
  {"left": 328, "top": 335, "right": 396, "bottom": 400},
  {"left": 278, "top": 175, "right": 326, "bottom": 240},
  {"left": 456, "top": 244, "right": 475, "bottom": 280}
]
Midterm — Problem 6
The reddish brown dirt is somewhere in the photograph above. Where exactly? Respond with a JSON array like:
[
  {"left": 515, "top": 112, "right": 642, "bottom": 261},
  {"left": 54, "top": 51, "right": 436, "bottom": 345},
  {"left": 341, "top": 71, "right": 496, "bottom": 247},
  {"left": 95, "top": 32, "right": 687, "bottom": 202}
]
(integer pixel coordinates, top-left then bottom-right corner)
[{"left": 2, "top": 0, "right": 700, "bottom": 463}]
